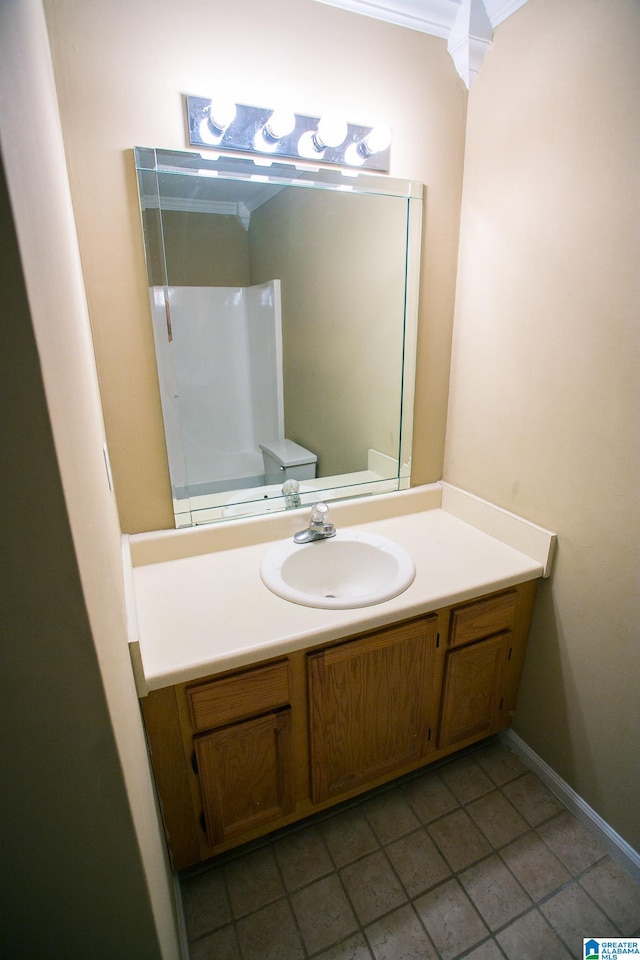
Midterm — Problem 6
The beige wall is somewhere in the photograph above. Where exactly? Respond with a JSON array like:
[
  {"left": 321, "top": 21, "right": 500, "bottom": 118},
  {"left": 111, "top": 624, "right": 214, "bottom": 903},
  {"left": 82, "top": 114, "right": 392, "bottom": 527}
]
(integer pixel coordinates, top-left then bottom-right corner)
[
  {"left": 0, "top": 1, "right": 179, "bottom": 954},
  {"left": 445, "top": 0, "right": 640, "bottom": 848},
  {"left": 159, "top": 211, "right": 251, "bottom": 287},
  {"left": 249, "top": 187, "right": 407, "bottom": 476},
  {"left": 43, "top": 0, "right": 466, "bottom": 533}
]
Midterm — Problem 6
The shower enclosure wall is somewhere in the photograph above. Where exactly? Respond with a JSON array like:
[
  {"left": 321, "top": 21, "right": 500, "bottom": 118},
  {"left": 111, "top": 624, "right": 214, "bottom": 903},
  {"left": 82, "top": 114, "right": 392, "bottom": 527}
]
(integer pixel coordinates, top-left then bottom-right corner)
[{"left": 150, "top": 281, "right": 284, "bottom": 501}]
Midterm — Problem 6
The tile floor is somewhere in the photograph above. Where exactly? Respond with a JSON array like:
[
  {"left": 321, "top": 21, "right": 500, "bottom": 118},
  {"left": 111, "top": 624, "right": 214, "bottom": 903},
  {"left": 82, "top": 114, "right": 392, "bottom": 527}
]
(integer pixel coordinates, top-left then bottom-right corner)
[{"left": 179, "top": 739, "right": 640, "bottom": 960}]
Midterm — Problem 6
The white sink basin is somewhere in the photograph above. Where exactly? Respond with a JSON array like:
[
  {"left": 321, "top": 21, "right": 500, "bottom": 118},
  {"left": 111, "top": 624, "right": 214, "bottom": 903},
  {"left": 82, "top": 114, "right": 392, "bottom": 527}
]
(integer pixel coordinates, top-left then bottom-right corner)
[{"left": 260, "top": 530, "right": 416, "bottom": 609}]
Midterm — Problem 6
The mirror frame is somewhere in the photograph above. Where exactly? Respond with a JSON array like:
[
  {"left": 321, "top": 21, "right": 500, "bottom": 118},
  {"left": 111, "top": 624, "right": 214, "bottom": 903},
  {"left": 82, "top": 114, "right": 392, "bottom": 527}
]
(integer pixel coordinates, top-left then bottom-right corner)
[{"left": 134, "top": 146, "right": 423, "bottom": 526}]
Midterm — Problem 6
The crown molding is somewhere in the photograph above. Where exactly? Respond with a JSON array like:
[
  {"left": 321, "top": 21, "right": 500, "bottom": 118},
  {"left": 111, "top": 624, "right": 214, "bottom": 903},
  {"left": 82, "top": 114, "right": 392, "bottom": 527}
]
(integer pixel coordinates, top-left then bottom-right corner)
[
  {"left": 312, "top": 0, "right": 529, "bottom": 84},
  {"left": 313, "top": 0, "right": 459, "bottom": 38},
  {"left": 448, "top": 0, "right": 493, "bottom": 89},
  {"left": 141, "top": 184, "right": 285, "bottom": 229}
]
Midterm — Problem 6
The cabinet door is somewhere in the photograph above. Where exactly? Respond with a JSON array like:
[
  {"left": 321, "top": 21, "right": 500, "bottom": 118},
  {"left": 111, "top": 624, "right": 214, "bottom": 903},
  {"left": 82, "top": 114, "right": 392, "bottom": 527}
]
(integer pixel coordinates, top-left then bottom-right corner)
[
  {"left": 438, "top": 632, "right": 510, "bottom": 751},
  {"left": 194, "top": 709, "right": 294, "bottom": 847},
  {"left": 308, "top": 617, "right": 439, "bottom": 804}
]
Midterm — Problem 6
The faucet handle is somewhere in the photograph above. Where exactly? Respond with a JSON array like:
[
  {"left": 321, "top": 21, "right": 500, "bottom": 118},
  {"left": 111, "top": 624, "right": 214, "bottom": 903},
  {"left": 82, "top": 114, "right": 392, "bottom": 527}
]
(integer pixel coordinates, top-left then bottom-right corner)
[
  {"left": 293, "top": 501, "right": 335, "bottom": 543},
  {"left": 310, "top": 501, "right": 329, "bottom": 524}
]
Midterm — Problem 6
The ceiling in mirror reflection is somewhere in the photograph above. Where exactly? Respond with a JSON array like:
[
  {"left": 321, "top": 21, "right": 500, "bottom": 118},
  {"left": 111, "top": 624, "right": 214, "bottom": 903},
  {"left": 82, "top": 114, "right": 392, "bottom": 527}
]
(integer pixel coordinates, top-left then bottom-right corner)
[{"left": 134, "top": 148, "right": 422, "bottom": 527}]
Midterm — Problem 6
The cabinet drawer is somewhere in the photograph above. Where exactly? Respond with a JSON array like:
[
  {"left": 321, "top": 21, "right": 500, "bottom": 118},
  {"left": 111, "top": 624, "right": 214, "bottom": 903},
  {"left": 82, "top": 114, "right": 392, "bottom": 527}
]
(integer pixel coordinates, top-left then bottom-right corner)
[
  {"left": 449, "top": 590, "right": 517, "bottom": 647},
  {"left": 187, "top": 660, "right": 290, "bottom": 732}
]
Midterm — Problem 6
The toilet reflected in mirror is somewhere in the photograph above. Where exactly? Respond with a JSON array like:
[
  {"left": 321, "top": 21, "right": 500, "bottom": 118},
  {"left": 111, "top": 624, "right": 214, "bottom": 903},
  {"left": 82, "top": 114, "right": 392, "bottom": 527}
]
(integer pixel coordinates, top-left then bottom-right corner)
[{"left": 260, "top": 440, "right": 317, "bottom": 485}]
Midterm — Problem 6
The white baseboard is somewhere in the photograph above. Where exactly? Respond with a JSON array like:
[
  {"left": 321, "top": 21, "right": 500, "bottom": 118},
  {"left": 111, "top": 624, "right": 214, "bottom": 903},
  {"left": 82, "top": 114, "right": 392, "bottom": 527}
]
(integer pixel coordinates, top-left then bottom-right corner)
[
  {"left": 500, "top": 730, "right": 640, "bottom": 882},
  {"left": 173, "top": 871, "right": 190, "bottom": 960}
]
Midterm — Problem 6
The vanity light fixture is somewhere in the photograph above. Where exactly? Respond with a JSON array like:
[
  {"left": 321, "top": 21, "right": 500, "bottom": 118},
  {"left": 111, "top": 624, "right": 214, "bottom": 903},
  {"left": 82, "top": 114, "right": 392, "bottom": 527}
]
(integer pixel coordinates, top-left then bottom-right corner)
[{"left": 185, "top": 94, "right": 391, "bottom": 171}]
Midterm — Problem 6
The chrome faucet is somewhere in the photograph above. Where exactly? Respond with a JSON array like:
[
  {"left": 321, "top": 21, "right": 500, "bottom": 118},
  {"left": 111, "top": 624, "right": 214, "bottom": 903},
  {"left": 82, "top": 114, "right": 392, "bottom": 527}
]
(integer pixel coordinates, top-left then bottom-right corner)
[
  {"left": 282, "top": 478, "right": 301, "bottom": 510},
  {"left": 293, "top": 501, "right": 336, "bottom": 543}
]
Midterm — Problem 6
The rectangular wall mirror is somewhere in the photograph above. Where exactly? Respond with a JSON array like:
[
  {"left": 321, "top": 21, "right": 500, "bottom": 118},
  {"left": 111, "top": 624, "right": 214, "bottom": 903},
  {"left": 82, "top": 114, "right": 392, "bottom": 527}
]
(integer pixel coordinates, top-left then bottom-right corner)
[{"left": 134, "top": 147, "right": 423, "bottom": 527}]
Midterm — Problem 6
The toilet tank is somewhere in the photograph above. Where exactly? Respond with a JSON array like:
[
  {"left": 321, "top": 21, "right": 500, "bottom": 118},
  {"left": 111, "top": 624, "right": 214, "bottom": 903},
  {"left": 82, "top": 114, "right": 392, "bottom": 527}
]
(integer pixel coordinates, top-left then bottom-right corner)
[{"left": 259, "top": 440, "right": 317, "bottom": 485}]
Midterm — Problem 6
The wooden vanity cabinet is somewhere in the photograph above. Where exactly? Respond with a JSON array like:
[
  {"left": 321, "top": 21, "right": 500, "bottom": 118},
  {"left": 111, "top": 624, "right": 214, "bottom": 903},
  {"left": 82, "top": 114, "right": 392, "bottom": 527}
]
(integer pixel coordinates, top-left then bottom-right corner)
[
  {"left": 186, "top": 660, "right": 294, "bottom": 849},
  {"left": 140, "top": 580, "right": 537, "bottom": 870},
  {"left": 438, "top": 588, "right": 531, "bottom": 751},
  {"left": 308, "top": 616, "right": 441, "bottom": 804},
  {"left": 194, "top": 708, "right": 294, "bottom": 847},
  {"left": 438, "top": 631, "right": 511, "bottom": 750},
  {"left": 140, "top": 659, "right": 298, "bottom": 868}
]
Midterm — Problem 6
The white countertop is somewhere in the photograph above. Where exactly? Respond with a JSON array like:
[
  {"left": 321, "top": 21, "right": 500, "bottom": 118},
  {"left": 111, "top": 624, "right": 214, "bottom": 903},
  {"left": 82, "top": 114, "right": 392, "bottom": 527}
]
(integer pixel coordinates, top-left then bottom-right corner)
[{"left": 125, "top": 484, "right": 556, "bottom": 693}]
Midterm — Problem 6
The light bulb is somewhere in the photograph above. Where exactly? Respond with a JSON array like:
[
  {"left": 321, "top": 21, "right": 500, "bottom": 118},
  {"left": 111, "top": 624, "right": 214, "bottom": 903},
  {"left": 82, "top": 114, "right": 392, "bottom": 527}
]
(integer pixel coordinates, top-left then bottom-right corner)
[
  {"left": 254, "top": 108, "right": 297, "bottom": 153},
  {"left": 207, "top": 96, "right": 236, "bottom": 135},
  {"left": 344, "top": 142, "right": 365, "bottom": 166},
  {"left": 363, "top": 123, "right": 392, "bottom": 155},
  {"left": 264, "top": 109, "right": 296, "bottom": 141},
  {"left": 345, "top": 124, "right": 392, "bottom": 165},
  {"left": 315, "top": 113, "right": 348, "bottom": 149}
]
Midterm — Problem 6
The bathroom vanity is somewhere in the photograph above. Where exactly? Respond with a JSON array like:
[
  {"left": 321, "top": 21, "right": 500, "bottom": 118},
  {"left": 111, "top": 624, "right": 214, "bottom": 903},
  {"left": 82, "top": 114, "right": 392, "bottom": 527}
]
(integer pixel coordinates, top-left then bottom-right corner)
[{"left": 126, "top": 484, "right": 555, "bottom": 870}]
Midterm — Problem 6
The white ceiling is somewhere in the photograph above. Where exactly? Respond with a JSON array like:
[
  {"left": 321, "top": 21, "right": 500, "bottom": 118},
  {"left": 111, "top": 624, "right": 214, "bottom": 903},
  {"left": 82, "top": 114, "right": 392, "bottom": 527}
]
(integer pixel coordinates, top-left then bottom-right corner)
[{"left": 312, "top": 0, "right": 529, "bottom": 38}]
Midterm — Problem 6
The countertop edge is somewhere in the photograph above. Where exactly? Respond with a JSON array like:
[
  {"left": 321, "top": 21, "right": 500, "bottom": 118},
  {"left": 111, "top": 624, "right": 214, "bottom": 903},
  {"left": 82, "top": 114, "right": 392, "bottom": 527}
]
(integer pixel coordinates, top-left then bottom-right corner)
[{"left": 144, "top": 568, "right": 542, "bottom": 691}]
